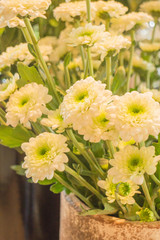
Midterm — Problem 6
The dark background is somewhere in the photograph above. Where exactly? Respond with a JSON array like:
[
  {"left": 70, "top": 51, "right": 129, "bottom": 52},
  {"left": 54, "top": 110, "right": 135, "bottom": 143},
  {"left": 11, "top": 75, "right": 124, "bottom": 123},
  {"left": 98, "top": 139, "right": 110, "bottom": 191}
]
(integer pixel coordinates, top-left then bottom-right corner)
[{"left": 0, "top": 145, "right": 60, "bottom": 240}]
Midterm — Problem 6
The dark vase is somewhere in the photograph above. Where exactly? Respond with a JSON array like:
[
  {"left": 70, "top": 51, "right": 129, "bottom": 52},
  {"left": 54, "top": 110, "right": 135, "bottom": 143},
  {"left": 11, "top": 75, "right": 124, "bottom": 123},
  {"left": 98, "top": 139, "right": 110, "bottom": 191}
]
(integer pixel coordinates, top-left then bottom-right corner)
[{"left": 0, "top": 145, "right": 60, "bottom": 240}]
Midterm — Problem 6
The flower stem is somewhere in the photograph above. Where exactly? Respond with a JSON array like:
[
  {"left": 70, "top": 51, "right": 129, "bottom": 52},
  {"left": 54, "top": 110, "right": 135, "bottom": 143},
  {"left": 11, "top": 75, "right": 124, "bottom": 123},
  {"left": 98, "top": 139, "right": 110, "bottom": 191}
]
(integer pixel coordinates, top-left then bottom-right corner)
[
  {"left": 66, "top": 129, "right": 105, "bottom": 178},
  {"left": 86, "top": 0, "right": 91, "bottom": 23},
  {"left": 142, "top": 178, "right": 160, "bottom": 220},
  {"left": 64, "top": 66, "right": 71, "bottom": 89},
  {"left": 21, "top": 27, "right": 32, "bottom": 43},
  {"left": 67, "top": 151, "right": 88, "bottom": 170},
  {"left": 65, "top": 165, "right": 103, "bottom": 200},
  {"left": 106, "top": 56, "right": 112, "bottom": 90},
  {"left": 126, "top": 30, "right": 135, "bottom": 92},
  {"left": 24, "top": 18, "right": 60, "bottom": 105},
  {"left": 54, "top": 172, "right": 94, "bottom": 208},
  {"left": 80, "top": 45, "right": 86, "bottom": 71},
  {"left": 151, "top": 174, "right": 160, "bottom": 186},
  {"left": 146, "top": 19, "right": 157, "bottom": 89},
  {"left": 0, "top": 116, "right": 6, "bottom": 125},
  {"left": 87, "top": 46, "right": 94, "bottom": 77},
  {"left": 105, "top": 140, "right": 115, "bottom": 159}
]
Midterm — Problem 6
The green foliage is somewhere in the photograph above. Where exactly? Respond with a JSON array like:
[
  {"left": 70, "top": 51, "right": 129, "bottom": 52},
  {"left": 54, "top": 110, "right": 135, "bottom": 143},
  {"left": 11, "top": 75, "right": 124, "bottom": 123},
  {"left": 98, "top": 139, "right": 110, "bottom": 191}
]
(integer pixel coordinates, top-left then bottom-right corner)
[
  {"left": 111, "top": 66, "right": 126, "bottom": 94},
  {"left": 50, "top": 182, "right": 65, "bottom": 193},
  {"left": 64, "top": 52, "right": 72, "bottom": 67},
  {"left": 0, "top": 125, "right": 34, "bottom": 148},
  {"left": 17, "top": 63, "right": 44, "bottom": 87},
  {"left": 11, "top": 165, "right": 25, "bottom": 176},
  {"left": 91, "top": 141, "right": 105, "bottom": 158},
  {"left": 153, "top": 134, "right": 160, "bottom": 156},
  {"left": 28, "top": 43, "right": 37, "bottom": 58},
  {"left": 38, "top": 178, "right": 57, "bottom": 185},
  {"left": 120, "top": 203, "right": 140, "bottom": 221}
]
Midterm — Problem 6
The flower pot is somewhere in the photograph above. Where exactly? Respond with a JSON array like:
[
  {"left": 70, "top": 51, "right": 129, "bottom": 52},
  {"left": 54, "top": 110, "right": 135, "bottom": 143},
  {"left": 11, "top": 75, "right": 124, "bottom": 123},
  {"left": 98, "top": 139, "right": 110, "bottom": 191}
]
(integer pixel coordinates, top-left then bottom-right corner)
[{"left": 60, "top": 192, "right": 160, "bottom": 240}]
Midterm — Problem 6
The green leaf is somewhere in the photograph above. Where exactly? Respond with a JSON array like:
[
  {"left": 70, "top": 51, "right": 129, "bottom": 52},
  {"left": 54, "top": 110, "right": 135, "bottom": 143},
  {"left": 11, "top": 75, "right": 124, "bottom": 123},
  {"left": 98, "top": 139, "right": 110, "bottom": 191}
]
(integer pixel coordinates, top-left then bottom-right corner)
[
  {"left": 153, "top": 134, "right": 160, "bottom": 156},
  {"left": 28, "top": 43, "right": 37, "bottom": 58},
  {"left": 17, "top": 63, "right": 44, "bottom": 87},
  {"left": 122, "top": 203, "right": 140, "bottom": 221},
  {"left": 0, "top": 125, "right": 34, "bottom": 148},
  {"left": 91, "top": 141, "right": 105, "bottom": 158},
  {"left": 50, "top": 182, "right": 65, "bottom": 194},
  {"left": 38, "top": 178, "right": 56, "bottom": 185},
  {"left": 11, "top": 165, "right": 25, "bottom": 176},
  {"left": 111, "top": 66, "right": 126, "bottom": 93},
  {"left": 64, "top": 52, "right": 72, "bottom": 67}
]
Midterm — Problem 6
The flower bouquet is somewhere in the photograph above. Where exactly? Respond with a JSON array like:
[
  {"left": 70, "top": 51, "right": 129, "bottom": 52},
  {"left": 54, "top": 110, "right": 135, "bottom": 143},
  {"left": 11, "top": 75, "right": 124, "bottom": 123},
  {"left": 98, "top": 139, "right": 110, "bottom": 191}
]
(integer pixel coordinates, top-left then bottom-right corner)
[{"left": 1, "top": 0, "right": 160, "bottom": 237}]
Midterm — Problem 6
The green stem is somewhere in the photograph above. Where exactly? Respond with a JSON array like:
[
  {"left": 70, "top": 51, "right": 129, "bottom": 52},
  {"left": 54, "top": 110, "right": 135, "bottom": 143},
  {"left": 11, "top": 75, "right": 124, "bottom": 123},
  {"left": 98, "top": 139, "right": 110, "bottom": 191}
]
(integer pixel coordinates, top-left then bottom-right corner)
[
  {"left": 66, "top": 129, "right": 105, "bottom": 178},
  {"left": 86, "top": 0, "right": 91, "bottom": 23},
  {"left": 106, "top": 141, "right": 115, "bottom": 159},
  {"left": 65, "top": 165, "right": 103, "bottom": 200},
  {"left": 106, "top": 56, "right": 112, "bottom": 90},
  {"left": 126, "top": 30, "right": 135, "bottom": 92},
  {"left": 67, "top": 151, "right": 88, "bottom": 170},
  {"left": 21, "top": 27, "right": 32, "bottom": 43},
  {"left": 146, "top": 20, "right": 157, "bottom": 89},
  {"left": 142, "top": 178, "right": 159, "bottom": 220},
  {"left": 54, "top": 172, "right": 94, "bottom": 208},
  {"left": 151, "top": 174, "right": 160, "bottom": 186},
  {"left": 64, "top": 66, "right": 71, "bottom": 89},
  {"left": 87, "top": 47, "right": 94, "bottom": 77},
  {"left": 0, "top": 116, "right": 6, "bottom": 125},
  {"left": 80, "top": 45, "right": 86, "bottom": 71},
  {"left": 105, "top": 18, "right": 110, "bottom": 31},
  {"left": 84, "top": 54, "right": 89, "bottom": 78},
  {"left": 24, "top": 18, "right": 60, "bottom": 105}
]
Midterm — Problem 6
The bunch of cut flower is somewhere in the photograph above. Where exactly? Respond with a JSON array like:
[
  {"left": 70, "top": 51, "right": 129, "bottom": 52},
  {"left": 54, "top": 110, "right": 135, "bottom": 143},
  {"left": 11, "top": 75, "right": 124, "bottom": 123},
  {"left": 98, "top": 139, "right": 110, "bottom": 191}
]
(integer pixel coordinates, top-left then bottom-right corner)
[{"left": 1, "top": 0, "right": 160, "bottom": 222}]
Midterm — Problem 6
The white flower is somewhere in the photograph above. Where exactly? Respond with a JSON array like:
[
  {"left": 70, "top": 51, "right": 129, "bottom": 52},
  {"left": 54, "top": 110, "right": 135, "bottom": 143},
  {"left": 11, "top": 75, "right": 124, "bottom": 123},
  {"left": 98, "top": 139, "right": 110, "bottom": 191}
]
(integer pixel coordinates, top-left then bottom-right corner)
[
  {"left": 0, "top": 0, "right": 51, "bottom": 28},
  {"left": 93, "top": 34, "right": 131, "bottom": 60},
  {"left": 112, "top": 91, "right": 160, "bottom": 142},
  {"left": 0, "top": 43, "right": 52, "bottom": 69},
  {"left": 22, "top": 132, "right": 69, "bottom": 183},
  {"left": 92, "top": 1, "right": 128, "bottom": 23},
  {"left": 41, "top": 108, "right": 69, "bottom": 133},
  {"left": 6, "top": 83, "right": 52, "bottom": 128},
  {"left": 140, "top": 1, "right": 160, "bottom": 18},
  {"left": 139, "top": 42, "right": 160, "bottom": 52},
  {"left": 76, "top": 102, "right": 118, "bottom": 143},
  {"left": 0, "top": 73, "right": 19, "bottom": 101},
  {"left": 98, "top": 175, "right": 140, "bottom": 205},
  {"left": 111, "top": 12, "right": 153, "bottom": 33},
  {"left": 53, "top": 1, "right": 87, "bottom": 22},
  {"left": 60, "top": 77, "right": 110, "bottom": 130},
  {"left": 108, "top": 145, "right": 160, "bottom": 185},
  {"left": 67, "top": 23, "right": 109, "bottom": 47},
  {"left": 140, "top": 85, "right": 160, "bottom": 103}
]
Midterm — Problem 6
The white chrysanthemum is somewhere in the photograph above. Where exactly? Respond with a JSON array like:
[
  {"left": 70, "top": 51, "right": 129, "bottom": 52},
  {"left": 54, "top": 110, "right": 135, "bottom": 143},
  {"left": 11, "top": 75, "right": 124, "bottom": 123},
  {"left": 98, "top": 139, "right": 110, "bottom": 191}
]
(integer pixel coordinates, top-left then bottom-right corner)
[
  {"left": 53, "top": 1, "right": 87, "bottom": 22},
  {"left": 112, "top": 91, "right": 160, "bottom": 142},
  {"left": 92, "top": 1, "right": 128, "bottom": 23},
  {"left": 111, "top": 12, "right": 153, "bottom": 33},
  {"left": 76, "top": 102, "right": 118, "bottom": 143},
  {"left": 67, "top": 23, "right": 109, "bottom": 47},
  {"left": 60, "top": 77, "right": 110, "bottom": 130},
  {"left": 0, "top": 0, "right": 51, "bottom": 28},
  {"left": 98, "top": 176, "right": 140, "bottom": 205},
  {"left": 93, "top": 35, "right": 131, "bottom": 60},
  {"left": 108, "top": 145, "right": 160, "bottom": 185},
  {"left": 0, "top": 73, "right": 19, "bottom": 101},
  {"left": 22, "top": 132, "right": 69, "bottom": 183},
  {"left": 140, "top": 1, "right": 160, "bottom": 18},
  {"left": 0, "top": 43, "right": 52, "bottom": 69},
  {"left": 140, "top": 84, "right": 160, "bottom": 103},
  {"left": 139, "top": 42, "right": 160, "bottom": 52},
  {"left": 124, "top": 52, "right": 155, "bottom": 72},
  {"left": 41, "top": 108, "right": 69, "bottom": 133},
  {"left": 6, "top": 83, "right": 52, "bottom": 128}
]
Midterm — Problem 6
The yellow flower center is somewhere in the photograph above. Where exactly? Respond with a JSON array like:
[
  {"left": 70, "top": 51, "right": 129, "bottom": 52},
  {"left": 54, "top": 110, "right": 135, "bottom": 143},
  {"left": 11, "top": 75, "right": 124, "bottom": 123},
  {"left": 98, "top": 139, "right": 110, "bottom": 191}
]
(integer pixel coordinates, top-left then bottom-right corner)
[
  {"left": 128, "top": 156, "right": 143, "bottom": 172},
  {"left": 128, "top": 104, "right": 145, "bottom": 115},
  {"left": 118, "top": 182, "right": 131, "bottom": 197},
  {"left": 75, "top": 91, "right": 89, "bottom": 102}
]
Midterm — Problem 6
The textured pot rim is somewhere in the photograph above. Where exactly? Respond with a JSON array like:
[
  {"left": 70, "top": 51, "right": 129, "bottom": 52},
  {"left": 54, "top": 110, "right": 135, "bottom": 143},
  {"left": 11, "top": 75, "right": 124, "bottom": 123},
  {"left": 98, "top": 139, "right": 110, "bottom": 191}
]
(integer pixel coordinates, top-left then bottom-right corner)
[{"left": 62, "top": 192, "right": 160, "bottom": 228}]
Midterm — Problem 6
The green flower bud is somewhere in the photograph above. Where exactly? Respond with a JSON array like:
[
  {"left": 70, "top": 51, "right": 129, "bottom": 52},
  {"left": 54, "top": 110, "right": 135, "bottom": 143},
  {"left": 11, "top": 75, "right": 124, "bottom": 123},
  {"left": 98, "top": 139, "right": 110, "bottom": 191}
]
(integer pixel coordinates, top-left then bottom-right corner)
[{"left": 137, "top": 208, "right": 156, "bottom": 222}]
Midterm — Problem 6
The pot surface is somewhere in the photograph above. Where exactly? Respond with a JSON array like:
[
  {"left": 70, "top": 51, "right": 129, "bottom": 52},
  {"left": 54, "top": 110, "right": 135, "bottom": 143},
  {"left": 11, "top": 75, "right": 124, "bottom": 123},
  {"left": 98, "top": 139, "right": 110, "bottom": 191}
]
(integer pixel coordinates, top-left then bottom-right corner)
[{"left": 60, "top": 192, "right": 160, "bottom": 240}]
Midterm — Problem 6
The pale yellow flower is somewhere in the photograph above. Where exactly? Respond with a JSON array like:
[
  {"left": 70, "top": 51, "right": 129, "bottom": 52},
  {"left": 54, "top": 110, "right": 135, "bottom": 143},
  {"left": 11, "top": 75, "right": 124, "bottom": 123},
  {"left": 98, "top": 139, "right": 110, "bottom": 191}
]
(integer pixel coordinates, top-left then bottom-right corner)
[
  {"left": 92, "top": 1, "right": 128, "bottom": 23},
  {"left": 53, "top": 1, "right": 87, "bottom": 22},
  {"left": 140, "top": 84, "right": 160, "bottom": 103},
  {"left": 0, "top": 0, "right": 51, "bottom": 28},
  {"left": 111, "top": 12, "right": 153, "bottom": 33},
  {"left": 108, "top": 145, "right": 160, "bottom": 185},
  {"left": 139, "top": 42, "right": 160, "bottom": 52},
  {"left": 140, "top": 1, "right": 160, "bottom": 18},
  {"left": 0, "top": 73, "right": 19, "bottom": 101},
  {"left": 111, "top": 91, "right": 160, "bottom": 142},
  {"left": 98, "top": 176, "right": 140, "bottom": 205},
  {"left": 41, "top": 108, "right": 69, "bottom": 133},
  {"left": 67, "top": 23, "right": 109, "bottom": 47},
  {"left": 6, "top": 83, "right": 52, "bottom": 128},
  {"left": 93, "top": 34, "right": 131, "bottom": 60},
  {"left": 22, "top": 132, "right": 69, "bottom": 183}
]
